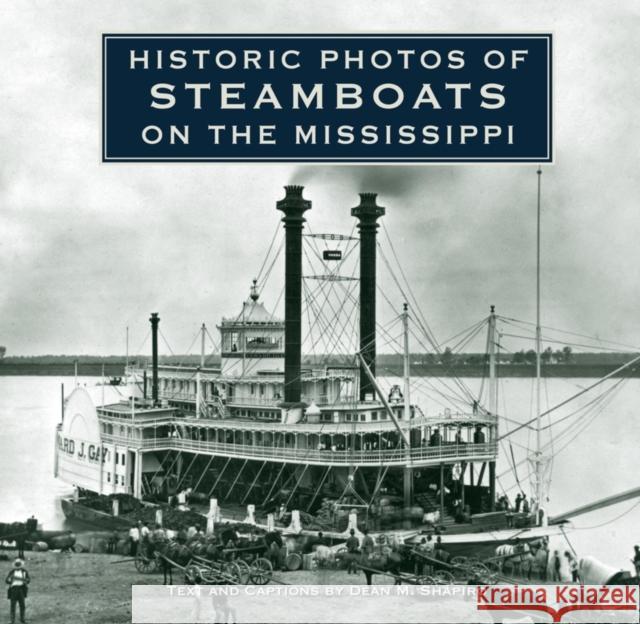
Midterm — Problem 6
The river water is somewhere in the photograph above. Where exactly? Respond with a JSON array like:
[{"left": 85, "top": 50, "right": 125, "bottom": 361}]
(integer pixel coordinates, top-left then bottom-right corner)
[{"left": 1, "top": 375, "right": 638, "bottom": 572}]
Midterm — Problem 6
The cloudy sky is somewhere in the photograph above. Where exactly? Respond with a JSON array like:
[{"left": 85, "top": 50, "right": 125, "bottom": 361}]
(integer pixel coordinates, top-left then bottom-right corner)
[{"left": 1, "top": 0, "right": 639, "bottom": 356}]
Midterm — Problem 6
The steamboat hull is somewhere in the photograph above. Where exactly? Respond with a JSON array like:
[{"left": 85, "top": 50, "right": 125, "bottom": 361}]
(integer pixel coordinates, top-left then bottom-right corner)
[{"left": 60, "top": 498, "right": 133, "bottom": 531}]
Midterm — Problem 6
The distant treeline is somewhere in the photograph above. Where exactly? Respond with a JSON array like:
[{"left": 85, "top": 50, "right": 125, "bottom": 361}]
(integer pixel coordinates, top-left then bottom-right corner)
[{"left": 1, "top": 349, "right": 639, "bottom": 377}]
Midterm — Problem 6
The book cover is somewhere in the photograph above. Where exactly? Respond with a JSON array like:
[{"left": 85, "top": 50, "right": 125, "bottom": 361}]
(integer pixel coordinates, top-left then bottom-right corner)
[{"left": 1, "top": 1, "right": 638, "bottom": 623}]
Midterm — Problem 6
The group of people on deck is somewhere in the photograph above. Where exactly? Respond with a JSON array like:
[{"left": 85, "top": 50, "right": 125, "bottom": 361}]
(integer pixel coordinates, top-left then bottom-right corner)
[
  {"left": 424, "top": 425, "right": 487, "bottom": 447},
  {"left": 496, "top": 491, "right": 532, "bottom": 515}
]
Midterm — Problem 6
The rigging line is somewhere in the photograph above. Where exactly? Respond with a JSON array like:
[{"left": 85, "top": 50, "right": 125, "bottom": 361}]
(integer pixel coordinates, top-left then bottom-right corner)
[
  {"left": 438, "top": 316, "right": 491, "bottom": 349},
  {"left": 405, "top": 327, "right": 478, "bottom": 407},
  {"left": 498, "top": 315, "right": 640, "bottom": 352},
  {"left": 256, "top": 239, "right": 285, "bottom": 300},
  {"left": 497, "top": 353, "right": 640, "bottom": 442},
  {"left": 377, "top": 242, "right": 439, "bottom": 352},
  {"left": 404, "top": 374, "right": 473, "bottom": 413},
  {"left": 539, "top": 377, "right": 626, "bottom": 431},
  {"left": 304, "top": 270, "right": 359, "bottom": 360},
  {"left": 134, "top": 329, "right": 151, "bottom": 359},
  {"left": 546, "top": 386, "right": 621, "bottom": 452},
  {"left": 304, "top": 223, "right": 358, "bottom": 272},
  {"left": 478, "top": 319, "right": 492, "bottom": 404},
  {"left": 449, "top": 320, "right": 489, "bottom": 355},
  {"left": 509, "top": 442, "right": 523, "bottom": 491},
  {"left": 570, "top": 500, "right": 640, "bottom": 531},
  {"left": 204, "top": 326, "right": 220, "bottom": 354},
  {"left": 499, "top": 332, "right": 633, "bottom": 353},
  {"left": 402, "top": 314, "right": 480, "bottom": 405},
  {"left": 380, "top": 222, "right": 440, "bottom": 349},
  {"left": 255, "top": 221, "right": 282, "bottom": 285},
  {"left": 311, "top": 264, "right": 360, "bottom": 357},
  {"left": 302, "top": 274, "right": 353, "bottom": 360},
  {"left": 158, "top": 328, "right": 176, "bottom": 357},
  {"left": 302, "top": 281, "right": 318, "bottom": 362},
  {"left": 497, "top": 388, "right": 616, "bottom": 481}
]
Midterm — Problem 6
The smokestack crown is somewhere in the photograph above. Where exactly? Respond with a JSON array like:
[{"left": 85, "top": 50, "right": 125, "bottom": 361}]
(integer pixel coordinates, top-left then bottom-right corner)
[
  {"left": 351, "top": 193, "right": 386, "bottom": 224},
  {"left": 277, "top": 185, "right": 311, "bottom": 222}
]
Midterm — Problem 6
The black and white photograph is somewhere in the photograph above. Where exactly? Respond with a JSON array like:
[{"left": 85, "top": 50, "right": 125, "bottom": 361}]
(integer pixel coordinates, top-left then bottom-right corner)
[{"left": 1, "top": 1, "right": 640, "bottom": 623}]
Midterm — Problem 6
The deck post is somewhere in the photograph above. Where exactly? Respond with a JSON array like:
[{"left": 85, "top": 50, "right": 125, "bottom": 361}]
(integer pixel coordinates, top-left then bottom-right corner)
[
  {"left": 439, "top": 462, "right": 445, "bottom": 521},
  {"left": 460, "top": 461, "right": 466, "bottom": 511},
  {"left": 489, "top": 461, "right": 496, "bottom": 511},
  {"left": 134, "top": 451, "right": 143, "bottom": 499},
  {"left": 403, "top": 466, "right": 413, "bottom": 508},
  {"left": 477, "top": 462, "right": 486, "bottom": 487}
]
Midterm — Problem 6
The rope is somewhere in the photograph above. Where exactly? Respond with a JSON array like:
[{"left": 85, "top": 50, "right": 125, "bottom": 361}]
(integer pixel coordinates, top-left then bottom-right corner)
[{"left": 571, "top": 499, "right": 640, "bottom": 531}]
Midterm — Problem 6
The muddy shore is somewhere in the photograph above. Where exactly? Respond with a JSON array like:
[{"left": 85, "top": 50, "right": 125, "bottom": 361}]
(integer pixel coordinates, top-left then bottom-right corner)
[{"left": 0, "top": 551, "right": 391, "bottom": 624}]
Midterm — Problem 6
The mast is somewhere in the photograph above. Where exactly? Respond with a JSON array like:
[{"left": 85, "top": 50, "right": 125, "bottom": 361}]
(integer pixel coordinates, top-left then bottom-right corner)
[
  {"left": 125, "top": 326, "right": 129, "bottom": 373},
  {"left": 196, "top": 323, "right": 205, "bottom": 418},
  {"left": 534, "top": 167, "right": 543, "bottom": 515},
  {"left": 487, "top": 305, "right": 497, "bottom": 415},
  {"left": 487, "top": 305, "right": 497, "bottom": 511},
  {"left": 402, "top": 303, "right": 411, "bottom": 420},
  {"left": 402, "top": 302, "right": 413, "bottom": 507}
]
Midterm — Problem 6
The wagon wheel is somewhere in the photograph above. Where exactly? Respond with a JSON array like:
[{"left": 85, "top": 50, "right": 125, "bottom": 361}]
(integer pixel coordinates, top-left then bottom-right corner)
[
  {"left": 184, "top": 563, "right": 203, "bottom": 584},
  {"left": 433, "top": 570, "right": 455, "bottom": 584},
  {"left": 418, "top": 575, "right": 436, "bottom": 584},
  {"left": 469, "top": 561, "right": 492, "bottom": 576},
  {"left": 234, "top": 558, "right": 251, "bottom": 584},
  {"left": 134, "top": 553, "right": 158, "bottom": 574},
  {"left": 199, "top": 564, "right": 221, "bottom": 584},
  {"left": 220, "top": 561, "right": 243, "bottom": 584},
  {"left": 450, "top": 556, "right": 469, "bottom": 567},
  {"left": 249, "top": 557, "right": 273, "bottom": 585},
  {"left": 484, "top": 559, "right": 502, "bottom": 574}
]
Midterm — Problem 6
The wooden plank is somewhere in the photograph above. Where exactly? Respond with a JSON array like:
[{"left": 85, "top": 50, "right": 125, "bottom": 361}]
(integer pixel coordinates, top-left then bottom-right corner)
[{"left": 549, "top": 486, "right": 640, "bottom": 524}]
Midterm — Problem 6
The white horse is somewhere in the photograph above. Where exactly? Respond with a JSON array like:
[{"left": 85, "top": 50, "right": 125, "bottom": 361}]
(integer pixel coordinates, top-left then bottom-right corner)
[{"left": 495, "top": 543, "right": 533, "bottom": 577}]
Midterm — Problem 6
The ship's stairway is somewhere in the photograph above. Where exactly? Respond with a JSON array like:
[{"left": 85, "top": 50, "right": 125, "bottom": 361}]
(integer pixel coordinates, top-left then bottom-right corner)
[{"left": 413, "top": 491, "right": 457, "bottom": 527}]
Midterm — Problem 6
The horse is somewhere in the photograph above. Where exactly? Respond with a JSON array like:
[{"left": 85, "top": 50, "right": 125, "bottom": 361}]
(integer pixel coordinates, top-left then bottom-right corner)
[
  {"left": 359, "top": 547, "right": 405, "bottom": 585},
  {"left": 495, "top": 542, "right": 534, "bottom": 578}
]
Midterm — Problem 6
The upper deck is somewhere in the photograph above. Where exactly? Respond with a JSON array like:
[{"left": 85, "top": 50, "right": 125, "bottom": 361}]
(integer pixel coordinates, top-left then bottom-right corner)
[{"left": 96, "top": 398, "right": 498, "bottom": 468}]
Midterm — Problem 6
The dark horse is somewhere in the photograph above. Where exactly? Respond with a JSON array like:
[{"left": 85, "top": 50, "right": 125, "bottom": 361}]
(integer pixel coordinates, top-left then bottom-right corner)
[{"left": 359, "top": 550, "right": 404, "bottom": 585}]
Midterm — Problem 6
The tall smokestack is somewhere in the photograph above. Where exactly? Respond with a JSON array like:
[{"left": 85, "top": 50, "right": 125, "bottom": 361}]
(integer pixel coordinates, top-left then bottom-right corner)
[
  {"left": 277, "top": 186, "right": 311, "bottom": 404},
  {"left": 352, "top": 193, "right": 385, "bottom": 400},
  {"left": 149, "top": 312, "right": 160, "bottom": 405}
]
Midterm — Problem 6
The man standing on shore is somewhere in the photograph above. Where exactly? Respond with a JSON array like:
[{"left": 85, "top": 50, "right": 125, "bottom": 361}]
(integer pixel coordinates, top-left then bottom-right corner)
[
  {"left": 5, "top": 559, "right": 30, "bottom": 624},
  {"left": 128, "top": 523, "right": 140, "bottom": 556}
]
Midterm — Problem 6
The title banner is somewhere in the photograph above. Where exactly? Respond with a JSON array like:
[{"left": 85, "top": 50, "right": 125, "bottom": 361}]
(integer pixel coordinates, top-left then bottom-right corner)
[{"left": 103, "top": 34, "right": 552, "bottom": 163}]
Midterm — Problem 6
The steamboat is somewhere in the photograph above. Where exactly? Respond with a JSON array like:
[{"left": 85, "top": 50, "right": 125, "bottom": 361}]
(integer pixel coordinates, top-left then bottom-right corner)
[{"left": 54, "top": 185, "right": 578, "bottom": 557}]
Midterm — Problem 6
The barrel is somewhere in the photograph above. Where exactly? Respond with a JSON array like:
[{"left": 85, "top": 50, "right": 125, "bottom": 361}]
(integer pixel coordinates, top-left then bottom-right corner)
[
  {"left": 409, "top": 506, "right": 424, "bottom": 520},
  {"left": 32, "top": 541, "right": 49, "bottom": 552},
  {"left": 302, "top": 553, "right": 316, "bottom": 571},
  {"left": 285, "top": 552, "right": 303, "bottom": 571},
  {"left": 49, "top": 534, "right": 76, "bottom": 550}
]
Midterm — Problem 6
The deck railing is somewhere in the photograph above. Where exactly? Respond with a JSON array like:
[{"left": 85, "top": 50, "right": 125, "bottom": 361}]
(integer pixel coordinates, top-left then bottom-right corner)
[{"left": 100, "top": 432, "right": 497, "bottom": 467}]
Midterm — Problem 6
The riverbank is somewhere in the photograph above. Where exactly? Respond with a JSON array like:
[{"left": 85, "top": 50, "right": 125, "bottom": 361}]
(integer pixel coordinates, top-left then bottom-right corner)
[
  {"left": 4, "top": 551, "right": 394, "bottom": 624},
  {"left": 1, "top": 362, "right": 639, "bottom": 377}
]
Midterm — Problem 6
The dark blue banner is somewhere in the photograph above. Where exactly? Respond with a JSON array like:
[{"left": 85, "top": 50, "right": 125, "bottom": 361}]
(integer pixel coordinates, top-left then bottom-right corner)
[{"left": 102, "top": 34, "right": 552, "bottom": 163}]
